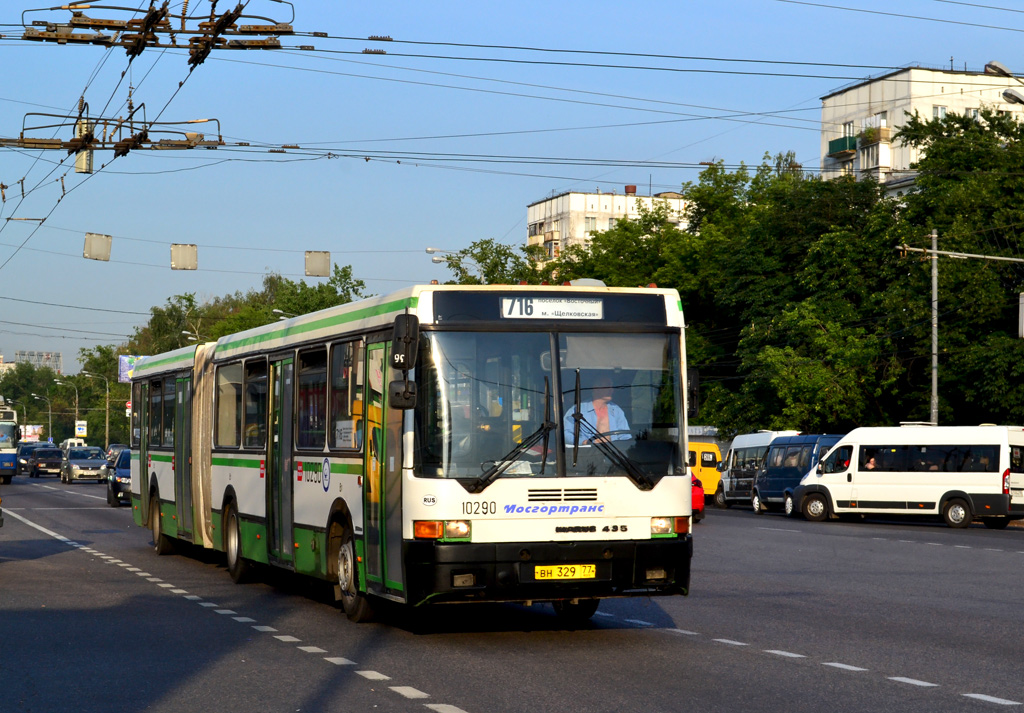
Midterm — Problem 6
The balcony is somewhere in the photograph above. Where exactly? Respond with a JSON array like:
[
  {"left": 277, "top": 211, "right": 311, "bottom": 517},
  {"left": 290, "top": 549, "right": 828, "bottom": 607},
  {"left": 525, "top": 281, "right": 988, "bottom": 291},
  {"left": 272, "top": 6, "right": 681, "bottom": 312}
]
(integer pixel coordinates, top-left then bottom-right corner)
[
  {"left": 827, "top": 135, "right": 857, "bottom": 158},
  {"left": 858, "top": 126, "right": 891, "bottom": 147}
]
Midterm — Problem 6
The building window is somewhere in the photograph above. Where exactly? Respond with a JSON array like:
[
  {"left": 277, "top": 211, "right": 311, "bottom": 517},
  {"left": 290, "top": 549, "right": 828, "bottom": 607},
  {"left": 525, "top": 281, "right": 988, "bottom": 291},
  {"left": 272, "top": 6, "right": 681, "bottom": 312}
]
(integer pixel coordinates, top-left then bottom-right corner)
[
  {"left": 968, "top": 108, "right": 980, "bottom": 120},
  {"left": 608, "top": 218, "right": 615, "bottom": 230},
  {"left": 584, "top": 216, "right": 597, "bottom": 234},
  {"left": 933, "top": 106, "right": 947, "bottom": 119},
  {"left": 843, "top": 121, "right": 854, "bottom": 137}
]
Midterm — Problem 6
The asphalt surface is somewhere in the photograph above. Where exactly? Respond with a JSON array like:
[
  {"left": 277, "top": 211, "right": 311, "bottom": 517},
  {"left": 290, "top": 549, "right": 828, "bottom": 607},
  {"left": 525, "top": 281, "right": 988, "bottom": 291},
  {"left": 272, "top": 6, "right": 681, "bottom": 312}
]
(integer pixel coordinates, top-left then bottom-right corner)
[{"left": 2, "top": 476, "right": 1023, "bottom": 713}]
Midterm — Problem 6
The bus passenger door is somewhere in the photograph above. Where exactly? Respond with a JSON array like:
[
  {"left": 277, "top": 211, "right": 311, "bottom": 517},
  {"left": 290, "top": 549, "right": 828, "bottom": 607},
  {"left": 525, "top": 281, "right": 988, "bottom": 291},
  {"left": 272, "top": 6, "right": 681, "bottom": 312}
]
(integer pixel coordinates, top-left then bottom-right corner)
[
  {"left": 139, "top": 382, "right": 150, "bottom": 523},
  {"left": 363, "top": 342, "right": 405, "bottom": 596},
  {"left": 174, "top": 377, "right": 194, "bottom": 539},
  {"left": 268, "top": 358, "right": 294, "bottom": 566}
]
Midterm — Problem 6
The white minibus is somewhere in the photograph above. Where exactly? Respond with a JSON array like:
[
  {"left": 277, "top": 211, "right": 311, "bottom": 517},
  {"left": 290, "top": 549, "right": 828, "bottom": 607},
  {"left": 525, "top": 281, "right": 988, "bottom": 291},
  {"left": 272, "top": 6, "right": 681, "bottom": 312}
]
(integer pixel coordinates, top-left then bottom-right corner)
[
  {"left": 715, "top": 430, "right": 798, "bottom": 507},
  {"left": 794, "top": 425, "right": 1024, "bottom": 528}
]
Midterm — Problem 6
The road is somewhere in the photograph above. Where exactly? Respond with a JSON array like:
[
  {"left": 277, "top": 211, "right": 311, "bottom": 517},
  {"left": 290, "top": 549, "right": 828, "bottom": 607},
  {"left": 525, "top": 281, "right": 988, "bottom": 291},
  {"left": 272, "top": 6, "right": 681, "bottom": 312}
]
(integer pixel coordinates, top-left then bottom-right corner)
[{"left": 2, "top": 476, "right": 1023, "bottom": 713}]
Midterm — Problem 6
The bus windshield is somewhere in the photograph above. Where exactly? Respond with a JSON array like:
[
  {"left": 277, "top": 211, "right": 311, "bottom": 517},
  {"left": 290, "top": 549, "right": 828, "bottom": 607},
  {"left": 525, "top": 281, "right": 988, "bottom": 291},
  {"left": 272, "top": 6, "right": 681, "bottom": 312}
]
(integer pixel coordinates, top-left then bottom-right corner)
[
  {"left": 0, "top": 423, "right": 17, "bottom": 446},
  {"left": 415, "top": 330, "right": 681, "bottom": 483}
]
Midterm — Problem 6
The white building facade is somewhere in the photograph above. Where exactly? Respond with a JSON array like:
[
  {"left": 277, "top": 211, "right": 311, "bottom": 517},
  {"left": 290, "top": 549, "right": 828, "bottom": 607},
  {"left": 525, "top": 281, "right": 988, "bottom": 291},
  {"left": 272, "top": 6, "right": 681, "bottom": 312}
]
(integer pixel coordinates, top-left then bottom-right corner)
[
  {"left": 820, "top": 65, "right": 1024, "bottom": 193},
  {"left": 527, "top": 186, "right": 688, "bottom": 258}
]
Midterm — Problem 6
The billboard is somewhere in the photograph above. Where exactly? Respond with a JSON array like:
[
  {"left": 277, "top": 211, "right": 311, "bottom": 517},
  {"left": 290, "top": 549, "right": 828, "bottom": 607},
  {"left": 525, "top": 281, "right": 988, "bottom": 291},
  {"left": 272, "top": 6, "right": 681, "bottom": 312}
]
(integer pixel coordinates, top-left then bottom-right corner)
[{"left": 118, "top": 355, "right": 142, "bottom": 383}]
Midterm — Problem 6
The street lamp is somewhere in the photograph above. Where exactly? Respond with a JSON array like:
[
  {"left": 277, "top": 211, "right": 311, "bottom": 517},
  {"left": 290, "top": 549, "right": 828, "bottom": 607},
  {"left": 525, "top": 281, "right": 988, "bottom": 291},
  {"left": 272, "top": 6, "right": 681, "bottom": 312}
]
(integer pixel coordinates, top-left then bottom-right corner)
[
  {"left": 182, "top": 330, "right": 202, "bottom": 342},
  {"left": 983, "top": 60, "right": 1024, "bottom": 105},
  {"left": 54, "top": 379, "right": 79, "bottom": 423},
  {"left": 82, "top": 371, "right": 110, "bottom": 449},
  {"left": 31, "top": 393, "right": 51, "bottom": 440},
  {"left": 272, "top": 308, "right": 296, "bottom": 320}
]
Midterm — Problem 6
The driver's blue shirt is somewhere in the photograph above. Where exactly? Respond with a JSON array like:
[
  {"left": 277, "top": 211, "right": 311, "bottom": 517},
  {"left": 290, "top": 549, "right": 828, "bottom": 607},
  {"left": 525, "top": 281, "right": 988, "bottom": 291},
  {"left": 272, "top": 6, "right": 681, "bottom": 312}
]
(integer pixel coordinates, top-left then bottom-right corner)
[{"left": 563, "top": 401, "right": 630, "bottom": 443}]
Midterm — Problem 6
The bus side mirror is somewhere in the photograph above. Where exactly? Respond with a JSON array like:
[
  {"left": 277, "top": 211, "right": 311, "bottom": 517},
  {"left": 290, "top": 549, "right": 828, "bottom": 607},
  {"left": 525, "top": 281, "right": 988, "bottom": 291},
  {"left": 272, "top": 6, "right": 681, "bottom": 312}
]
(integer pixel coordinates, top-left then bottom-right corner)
[
  {"left": 390, "top": 313, "right": 419, "bottom": 409},
  {"left": 389, "top": 380, "right": 417, "bottom": 410},
  {"left": 717, "top": 461, "right": 726, "bottom": 472},
  {"left": 391, "top": 314, "right": 419, "bottom": 371}
]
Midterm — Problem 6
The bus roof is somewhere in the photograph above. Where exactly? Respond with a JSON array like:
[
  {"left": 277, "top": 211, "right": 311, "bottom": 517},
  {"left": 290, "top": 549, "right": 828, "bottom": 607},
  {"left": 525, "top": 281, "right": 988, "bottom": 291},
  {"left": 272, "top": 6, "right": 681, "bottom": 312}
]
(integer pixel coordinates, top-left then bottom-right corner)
[{"left": 132, "top": 283, "right": 684, "bottom": 374}]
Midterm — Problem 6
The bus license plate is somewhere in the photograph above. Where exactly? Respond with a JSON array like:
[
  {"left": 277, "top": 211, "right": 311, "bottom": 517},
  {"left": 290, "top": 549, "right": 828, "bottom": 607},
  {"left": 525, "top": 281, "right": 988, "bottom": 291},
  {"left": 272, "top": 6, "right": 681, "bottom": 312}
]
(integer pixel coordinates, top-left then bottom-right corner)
[{"left": 534, "top": 564, "right": 596, "bottom": 580}]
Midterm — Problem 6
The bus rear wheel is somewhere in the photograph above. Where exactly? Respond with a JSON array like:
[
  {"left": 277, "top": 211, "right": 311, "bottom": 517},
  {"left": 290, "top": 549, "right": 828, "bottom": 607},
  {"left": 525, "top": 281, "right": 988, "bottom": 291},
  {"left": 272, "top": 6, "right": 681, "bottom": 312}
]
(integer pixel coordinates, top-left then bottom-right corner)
[
  {"left": 334, "top": 522, "right": 373, "bottom": 622},
  {"left": 224, "top": 505, "right": 253, "bottom": 583},
  {"left": 714, "top": 486, "right": 730, "bottom": 509},
  {"left": 552, "top": 598, "right": 600, "bottom": 625},
  {"left": 150, "top": 495, "right": 174, "bottom": 555}
]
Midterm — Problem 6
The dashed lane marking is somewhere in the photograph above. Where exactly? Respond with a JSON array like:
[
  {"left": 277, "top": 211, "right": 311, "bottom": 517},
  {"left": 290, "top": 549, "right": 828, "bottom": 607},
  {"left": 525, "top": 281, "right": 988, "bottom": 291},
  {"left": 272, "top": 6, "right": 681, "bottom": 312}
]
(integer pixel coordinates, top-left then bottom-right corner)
[
  {"left": 667, "top": 628, "right": 699, "bottom": 636},
  {"left": 233, "top": 617, "right": 256, "bottom": 623},
  {"left": 962, "top": 694, "right": 1021, "bottom": 706},
  {"left": 765, "top": 650, "right": 805, "bottom": 658},
  {"left": 426, "top": 705, "right": 471, "bottom": 713},
  {"left": 713, "top": 639, "right": 748, "bottom": 646},
  {"left": 823, "top": 662, "right": 868, "bottom": 672},
  {"left": 274, "top": 635, "right": 301, "bottom": 643},
  {"left": 889, "top": 677, "right": 937, "bottom": 687},
  {"left": 391, "top": 686, "right": 430, "bottom": 699},
  {"left": 299, "top": 646, "right": 328, "bottom": 654},
  {"left": 214, "top": 609, "right": 237, "bottom": 615},
  {"left": 252, "top": 626, "right": 277, "bottom": 632},
  {"left": 325, "top": 657, "right": 356, "bottom": 666},
  {"left": 356, "top": 671, "right": 391, "bottom": 681},
  {"left": 624, "top": 619, "right": 652, "bottom": 627}
]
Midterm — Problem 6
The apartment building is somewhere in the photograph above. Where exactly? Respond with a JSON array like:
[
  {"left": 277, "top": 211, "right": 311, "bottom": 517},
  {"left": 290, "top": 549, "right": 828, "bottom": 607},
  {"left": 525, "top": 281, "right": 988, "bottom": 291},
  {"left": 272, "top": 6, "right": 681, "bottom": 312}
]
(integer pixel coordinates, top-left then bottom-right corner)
[
  {"left": 527, "top": 185, "right": 688, "bottom": 259},
  {"left": 820, "top": 63, "right": 1024, "bottom": 193}
]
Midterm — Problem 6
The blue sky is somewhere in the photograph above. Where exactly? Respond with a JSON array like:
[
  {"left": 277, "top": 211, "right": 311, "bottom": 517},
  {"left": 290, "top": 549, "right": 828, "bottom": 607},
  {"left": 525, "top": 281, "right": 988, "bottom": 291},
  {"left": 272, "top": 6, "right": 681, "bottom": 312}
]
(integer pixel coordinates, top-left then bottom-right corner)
[{"left": 0, "top": 0, "right": 1020, "bottom": 370}]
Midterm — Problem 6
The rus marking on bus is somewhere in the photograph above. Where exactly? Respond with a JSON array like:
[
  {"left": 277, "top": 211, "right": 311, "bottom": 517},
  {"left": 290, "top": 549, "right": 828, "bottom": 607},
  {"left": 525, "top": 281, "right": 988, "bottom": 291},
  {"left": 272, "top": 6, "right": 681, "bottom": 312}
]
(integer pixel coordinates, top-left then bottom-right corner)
[{"left": 128, "top": 283, "right": 694, "bottom": 624}]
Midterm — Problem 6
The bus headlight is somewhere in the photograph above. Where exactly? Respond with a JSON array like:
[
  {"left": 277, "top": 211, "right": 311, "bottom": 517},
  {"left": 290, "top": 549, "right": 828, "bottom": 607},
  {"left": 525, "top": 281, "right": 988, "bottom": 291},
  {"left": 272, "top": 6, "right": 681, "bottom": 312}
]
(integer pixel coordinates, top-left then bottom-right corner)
[
  {"left": 444, "top": 520, "right": 471, "bottom": 540},
  {"left": 650, "top": 517, "right": 673, "bottom": 535}
]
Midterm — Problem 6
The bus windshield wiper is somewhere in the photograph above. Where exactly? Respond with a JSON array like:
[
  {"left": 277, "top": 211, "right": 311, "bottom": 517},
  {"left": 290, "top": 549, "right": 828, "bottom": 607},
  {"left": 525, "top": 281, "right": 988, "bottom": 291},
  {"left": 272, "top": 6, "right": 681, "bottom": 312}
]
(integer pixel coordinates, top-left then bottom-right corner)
[
  {"left": 466, "top": 378, "right": 555, "bottom": 494},
  {"left": 574, "top": 416, "right": 656, "bottom": 491}
]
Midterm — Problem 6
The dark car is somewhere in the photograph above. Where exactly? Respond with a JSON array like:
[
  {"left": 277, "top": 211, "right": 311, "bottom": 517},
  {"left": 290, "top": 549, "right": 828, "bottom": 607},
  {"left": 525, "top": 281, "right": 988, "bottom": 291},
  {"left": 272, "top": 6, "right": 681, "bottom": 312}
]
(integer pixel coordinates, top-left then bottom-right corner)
[
  {"left": 104, "top": 448, "right": 131, "bottom": 507},
  {"left": 105, "top": 443, "right": 129, "bottom": 463},
  {"left": 16, "top": 442, "right": 47, "bottom": 476},
  {"left": 61, "top": 446, "right": 107, "bottom": 484},
  {"left": 27, "top": 447, "right": 63, "bottom": 478}
]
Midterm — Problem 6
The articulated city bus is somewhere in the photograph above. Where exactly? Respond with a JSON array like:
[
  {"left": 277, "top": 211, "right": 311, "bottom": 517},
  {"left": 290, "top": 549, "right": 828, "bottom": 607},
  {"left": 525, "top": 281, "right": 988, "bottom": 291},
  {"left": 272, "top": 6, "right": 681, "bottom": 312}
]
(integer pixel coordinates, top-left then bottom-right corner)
[{"left": 130, "top": 284, "right": 693, "bottom": 622}]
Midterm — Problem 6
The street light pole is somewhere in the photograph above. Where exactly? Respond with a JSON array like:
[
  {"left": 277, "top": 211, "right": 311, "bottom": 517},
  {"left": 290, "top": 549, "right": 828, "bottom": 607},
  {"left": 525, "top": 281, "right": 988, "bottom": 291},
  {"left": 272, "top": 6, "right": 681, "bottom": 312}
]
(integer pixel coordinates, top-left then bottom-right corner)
[
  {"left": 82, "top": 372, "right": 109, "bottom": 449},
  {"left": 930, "top": 229, "right": 938, "bottom": 426},
  {"left": 31, "top": 393, "right": 51, "bottom": 440},
  {"left": 54, "top": 379, "right": 79, "bottom": 423}
]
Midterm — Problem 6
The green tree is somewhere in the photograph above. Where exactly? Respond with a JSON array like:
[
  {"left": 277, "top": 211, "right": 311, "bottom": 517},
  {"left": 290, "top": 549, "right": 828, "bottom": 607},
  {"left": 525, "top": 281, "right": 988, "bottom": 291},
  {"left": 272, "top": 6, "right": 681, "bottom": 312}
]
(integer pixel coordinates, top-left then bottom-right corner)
[{"left": 434, "top": 239, "right": 554, "bottom": 285}]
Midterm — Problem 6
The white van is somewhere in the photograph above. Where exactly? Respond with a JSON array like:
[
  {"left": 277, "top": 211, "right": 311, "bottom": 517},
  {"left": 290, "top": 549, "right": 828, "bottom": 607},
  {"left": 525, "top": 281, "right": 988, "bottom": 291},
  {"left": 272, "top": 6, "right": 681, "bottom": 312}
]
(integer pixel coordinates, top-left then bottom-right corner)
[
  {"left": 715, "top": 430, "right": 799, "bottom": 507},
  {"left": 59, "top": 438, "right": 86, "bottom": 453},
  {"left": 794, "top": 425, "right": 1024, "bottom": 528}
]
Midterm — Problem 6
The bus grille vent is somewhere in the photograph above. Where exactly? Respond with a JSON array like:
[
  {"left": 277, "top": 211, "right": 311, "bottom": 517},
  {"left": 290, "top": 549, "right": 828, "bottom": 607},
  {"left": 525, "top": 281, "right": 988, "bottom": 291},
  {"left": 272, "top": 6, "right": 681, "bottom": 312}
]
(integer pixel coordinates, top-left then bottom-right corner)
[{"left": 527, "top": 488, "right": 598, "bottom": 502}]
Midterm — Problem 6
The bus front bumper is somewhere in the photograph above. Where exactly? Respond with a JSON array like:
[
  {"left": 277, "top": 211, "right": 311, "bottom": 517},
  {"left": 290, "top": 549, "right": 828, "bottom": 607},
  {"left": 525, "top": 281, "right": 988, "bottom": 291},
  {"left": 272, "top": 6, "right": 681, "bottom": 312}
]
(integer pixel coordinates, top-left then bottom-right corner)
[{"left": 403, "top": 536, "right": 692, "bottom": 606}]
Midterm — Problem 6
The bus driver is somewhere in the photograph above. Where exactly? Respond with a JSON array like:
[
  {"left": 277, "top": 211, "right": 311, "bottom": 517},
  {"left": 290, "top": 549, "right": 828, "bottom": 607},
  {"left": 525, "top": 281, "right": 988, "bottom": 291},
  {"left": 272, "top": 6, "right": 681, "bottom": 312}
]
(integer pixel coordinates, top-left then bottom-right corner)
[{"left": 564, "top": 374, "right": 631, "bottom": 445}]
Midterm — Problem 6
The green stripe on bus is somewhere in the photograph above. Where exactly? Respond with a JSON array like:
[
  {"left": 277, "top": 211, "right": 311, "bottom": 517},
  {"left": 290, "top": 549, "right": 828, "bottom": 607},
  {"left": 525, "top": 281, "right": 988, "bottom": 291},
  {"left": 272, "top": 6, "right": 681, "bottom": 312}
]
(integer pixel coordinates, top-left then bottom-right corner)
[
  {"left": 212, "top": 456, "right": 262, "bottom": 468},
  {"left": 150, "top": 453, "right": 173, "bottom": 463},
  {"left": 134, "top": 348, "right": 197, "bottom": 374},
  {"left": 214, "top": 296, "right": 418, "bottom": 357},
  {"left": 331, "top": 462, "right": 362, "bottom": 474}
]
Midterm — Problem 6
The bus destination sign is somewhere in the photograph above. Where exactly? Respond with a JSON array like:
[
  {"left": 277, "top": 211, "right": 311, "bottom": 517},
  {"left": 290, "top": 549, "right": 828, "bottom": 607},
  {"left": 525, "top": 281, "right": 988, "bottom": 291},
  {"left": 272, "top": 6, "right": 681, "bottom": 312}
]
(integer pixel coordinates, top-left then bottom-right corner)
[{"left": 501, "top": 297, "right": 603, "bottom": 320}]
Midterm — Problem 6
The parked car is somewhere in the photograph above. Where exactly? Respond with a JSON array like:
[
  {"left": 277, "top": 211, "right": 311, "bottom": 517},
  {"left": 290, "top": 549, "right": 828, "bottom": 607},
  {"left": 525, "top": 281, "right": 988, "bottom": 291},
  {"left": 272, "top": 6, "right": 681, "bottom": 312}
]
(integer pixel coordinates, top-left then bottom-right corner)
[
  {"left": 105, "top": 443, "right": 129, "bottom": 463},
  {"left": 27, "top": 447, "right": 63, "bottom": 478},
  {"left": 16, "top": 442, "right": 47, "bottom": 475},
  {"left": 692, "top": 472, "right": 705, "bottom": 524},
  {"left": 752, "top": 433, "right": 844, "bottom": 516},
  {"left": 104, "top": 448, "right": 131, "bottom": 507},
  {"left": 61, "top": 446, "right": 107, "bottom": 483}
]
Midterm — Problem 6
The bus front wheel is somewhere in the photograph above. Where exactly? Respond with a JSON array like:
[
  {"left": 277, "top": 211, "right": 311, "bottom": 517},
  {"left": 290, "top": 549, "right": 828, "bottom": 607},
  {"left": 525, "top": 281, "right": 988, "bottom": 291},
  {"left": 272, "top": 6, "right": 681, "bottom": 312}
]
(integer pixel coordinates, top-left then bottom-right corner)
[
  {"left": 802, "top": 493, "right": 828, "bottom": 522},
  {"left": 150, "top": 495, "right": 174, "bottom": 555},
  {"left": 334, "top": 522, "right": 374, "bottom": 622},
  {"left": 224, "top": 505, "right": 253, "bottom": 583}
]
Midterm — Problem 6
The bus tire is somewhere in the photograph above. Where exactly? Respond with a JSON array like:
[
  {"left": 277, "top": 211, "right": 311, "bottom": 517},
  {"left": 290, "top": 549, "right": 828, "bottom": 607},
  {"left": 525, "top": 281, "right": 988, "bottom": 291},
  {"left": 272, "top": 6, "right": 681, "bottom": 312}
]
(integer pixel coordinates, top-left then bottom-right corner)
[
  {"left": 714, "top": 486, "right": 730, "bottom": 509},
  {"left": 982, "top": 517, "right": 1011, "bottom": 530},
  {"left": 552, "top": 598, "right": 600, "bottom": 624},
  {"left": 224, "top": 504, "right": 253, "bottom": 583},
  {"left": 802, "top": 493, "right": 828, "bottom": 522},
  {"left": 150, "top": 495, "right": 174, "bottom": 555},
  {"left": 942, "top": 498, "right": 972, "bottom": 528},
  {"left": 334, "top": 521, "right": 374, "bottom": 622}
]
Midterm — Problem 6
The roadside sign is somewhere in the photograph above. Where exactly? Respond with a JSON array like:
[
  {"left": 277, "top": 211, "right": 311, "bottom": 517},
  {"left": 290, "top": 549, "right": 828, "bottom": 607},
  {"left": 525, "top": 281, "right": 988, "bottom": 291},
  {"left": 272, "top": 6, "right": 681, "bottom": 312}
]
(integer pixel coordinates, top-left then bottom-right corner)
[{"left": 75, "top": 420, "right": 87, "bottom": 437}]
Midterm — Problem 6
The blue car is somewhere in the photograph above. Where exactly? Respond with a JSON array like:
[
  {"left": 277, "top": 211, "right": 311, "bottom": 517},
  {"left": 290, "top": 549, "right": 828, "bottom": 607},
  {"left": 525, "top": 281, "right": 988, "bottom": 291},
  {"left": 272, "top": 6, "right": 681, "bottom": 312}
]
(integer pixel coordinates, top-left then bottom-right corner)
[{"left": 105, "top": 449, "right": 131, "bottom": 507}]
